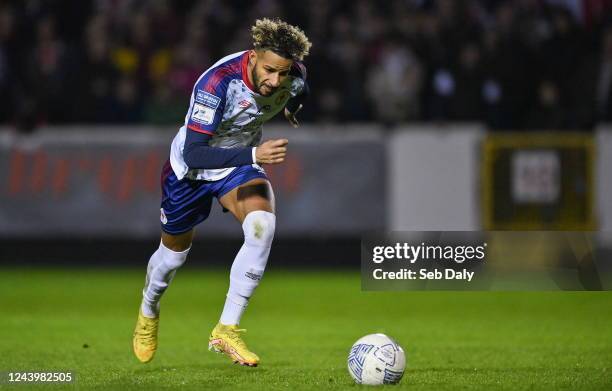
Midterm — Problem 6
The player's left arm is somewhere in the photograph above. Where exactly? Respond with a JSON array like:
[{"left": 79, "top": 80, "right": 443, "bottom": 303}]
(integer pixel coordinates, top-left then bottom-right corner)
[{"left": 284, "top": 61, "right": 309, "bottom": 128}]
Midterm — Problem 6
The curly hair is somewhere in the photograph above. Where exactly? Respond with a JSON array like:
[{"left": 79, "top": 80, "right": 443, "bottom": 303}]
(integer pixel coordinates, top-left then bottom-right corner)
[{"left": 251, "top": 18, "right": 311, "bottom": 61}]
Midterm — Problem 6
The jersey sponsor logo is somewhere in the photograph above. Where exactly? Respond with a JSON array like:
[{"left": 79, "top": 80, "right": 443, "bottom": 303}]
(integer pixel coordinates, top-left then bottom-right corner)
[
  {"left": 195, "top": 90, "right": 221, "bottom": 109},
  {"left": 191, "top": 103, "right": 216, "bottom": 125}
]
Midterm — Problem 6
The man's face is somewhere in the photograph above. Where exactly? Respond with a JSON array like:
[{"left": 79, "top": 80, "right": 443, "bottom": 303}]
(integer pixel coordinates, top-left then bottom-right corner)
[{"left": 250, "top": 50, "right": 293, "bottom": 96}]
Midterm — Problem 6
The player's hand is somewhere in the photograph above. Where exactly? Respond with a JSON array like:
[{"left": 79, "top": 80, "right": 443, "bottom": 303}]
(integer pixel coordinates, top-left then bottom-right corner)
[
  {"left": 284, "top": 105, "right": 303, "bottom": 128},
  {"left": 255, "top": 139, "right": 288, "bottom": 164}
]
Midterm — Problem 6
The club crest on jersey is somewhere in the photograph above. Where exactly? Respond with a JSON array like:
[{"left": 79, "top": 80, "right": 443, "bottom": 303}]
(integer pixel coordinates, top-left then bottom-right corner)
[{"left": 238, "top": 100, "right": 252, "bottom": 109}]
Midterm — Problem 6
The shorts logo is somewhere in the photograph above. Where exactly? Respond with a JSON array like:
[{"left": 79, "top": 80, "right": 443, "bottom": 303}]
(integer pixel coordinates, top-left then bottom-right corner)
[
  {"left": 160, "top": 208, "right": 168, "bottom": 224},
  {"left": 253, "top": 164, "right": 266, "bottom": 174},
  {"left": 191, "top": 103, "right": 215, "bottom": 125},
  {"left": 195, "top": 90, "right": 221, "bottom": 109}
]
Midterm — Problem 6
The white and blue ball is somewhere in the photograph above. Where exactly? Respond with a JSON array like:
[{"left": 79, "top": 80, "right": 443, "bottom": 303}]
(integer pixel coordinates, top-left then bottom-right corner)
[{"left": 347, "top": 333, "right": 406, "bottom": 385}]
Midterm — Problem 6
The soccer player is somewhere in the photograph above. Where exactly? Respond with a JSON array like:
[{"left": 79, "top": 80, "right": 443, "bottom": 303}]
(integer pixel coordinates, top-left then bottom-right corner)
[{"left": 132, "top": 18, "right": 311, "bottom": 366}]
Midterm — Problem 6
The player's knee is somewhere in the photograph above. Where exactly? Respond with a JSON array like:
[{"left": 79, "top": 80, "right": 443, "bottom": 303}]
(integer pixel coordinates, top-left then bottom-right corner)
[
  {"left": 159, "top": 241, "right": 191, "bottom": 270},
  {"left": 242, "top": 210, "right": 275, "bottom": 247},
  {"left": 161, "top": 230, "right": 194, "bottom": 253}
]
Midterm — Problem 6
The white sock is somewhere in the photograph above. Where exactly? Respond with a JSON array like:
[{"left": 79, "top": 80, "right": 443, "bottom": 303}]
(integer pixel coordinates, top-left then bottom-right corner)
[
  {"left": 220, "top": 211, "right": 275, "bottom": 325},
  {"left": 141, "top": 241, "right": 190, "bottom": 318}
]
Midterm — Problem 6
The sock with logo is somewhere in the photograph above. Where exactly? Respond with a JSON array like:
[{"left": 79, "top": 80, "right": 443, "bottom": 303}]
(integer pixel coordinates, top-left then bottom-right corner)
[{"left": 219, "top": 211, "right": 275, "bottom": 325}]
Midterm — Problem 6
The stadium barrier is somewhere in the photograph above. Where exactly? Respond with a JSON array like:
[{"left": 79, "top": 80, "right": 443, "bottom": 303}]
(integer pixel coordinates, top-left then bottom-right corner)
[
  {"left": 0, "top": 124, "right": 610, "bottom": 265},
  {"left": 1, "top": 125, "right": 611, "bottom": 238},
  {"left": 0, "top": 125, "right": 385, "bottom": 239}
]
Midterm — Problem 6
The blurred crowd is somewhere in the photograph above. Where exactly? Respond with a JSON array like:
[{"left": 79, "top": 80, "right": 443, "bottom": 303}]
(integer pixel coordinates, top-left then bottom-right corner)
[{"left": 1, "top": 0, "right": 612, "bottom": 131}]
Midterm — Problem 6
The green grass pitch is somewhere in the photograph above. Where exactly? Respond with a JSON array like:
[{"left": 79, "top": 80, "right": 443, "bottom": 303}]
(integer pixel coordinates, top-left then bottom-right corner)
[{"left": 1, "top": 267, "right": 611, "bottom": 390}]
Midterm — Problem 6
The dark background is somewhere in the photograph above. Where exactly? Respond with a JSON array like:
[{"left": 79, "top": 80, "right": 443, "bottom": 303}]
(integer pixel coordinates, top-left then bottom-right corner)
[
  {"left": 1, "top": 0, "right": 611, "bottom": 268},
  {"left": 1, "top": 0, "right": 612, "bottom": 130}
]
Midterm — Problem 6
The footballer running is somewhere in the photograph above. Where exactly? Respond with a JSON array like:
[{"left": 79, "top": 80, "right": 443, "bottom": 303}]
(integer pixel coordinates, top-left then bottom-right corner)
[{"left": 132, "top": 18, "right": 311, "bottom": 367}]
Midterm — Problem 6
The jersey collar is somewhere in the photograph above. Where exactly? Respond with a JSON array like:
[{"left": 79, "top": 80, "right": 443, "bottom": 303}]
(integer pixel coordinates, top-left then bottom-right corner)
[{"left": 241, "top": 51, "right": 257, "bottom": 93}]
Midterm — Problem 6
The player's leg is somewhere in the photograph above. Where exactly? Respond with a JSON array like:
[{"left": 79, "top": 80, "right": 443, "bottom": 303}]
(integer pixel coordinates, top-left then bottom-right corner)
[
  {"left": 133, "top": 230, "right": 193, "bottom": 363},
  {"left": 209, "top": 177, "right": 275, "bottom": 366},
  {"left": 219, "top": 178, "right": 275, "bottom": 325},
  {"left": 141, "top": 230, "right": 194, "bottom": 318},
  {"left": 134, "top": 161, "right": 213, "bottom": 363}
]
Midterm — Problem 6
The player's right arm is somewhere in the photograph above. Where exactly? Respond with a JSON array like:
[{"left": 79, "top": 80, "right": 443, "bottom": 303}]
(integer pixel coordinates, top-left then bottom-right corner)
[
  {"left": 184, "top": 132, "right": 288, "bottom": 168},
  {"left": 182, "top": 69, "right": 286, "bottom": 169}
]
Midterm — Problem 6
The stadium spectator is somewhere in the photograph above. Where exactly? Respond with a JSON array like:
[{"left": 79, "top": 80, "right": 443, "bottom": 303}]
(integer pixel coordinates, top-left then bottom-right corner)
[
  {"left": 0, "top": 4, "right": 17, "bottom": 124},
  {"left": 1, "top": 0, "right": 609, "bottom": 130},
  {"left": 526, "top": 80, "right": 566, "bottom": 129},
  {"left": 73, "top": 15, "right": 116, "bottom": 122},
  {"left": 366, "top": 39, "right": 423, "bottom": 125}
]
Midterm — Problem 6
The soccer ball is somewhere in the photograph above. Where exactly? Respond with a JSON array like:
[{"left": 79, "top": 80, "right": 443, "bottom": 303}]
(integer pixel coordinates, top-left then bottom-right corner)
[{"left": 347, "top": 333, "right": 406, "bottom": 385}]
